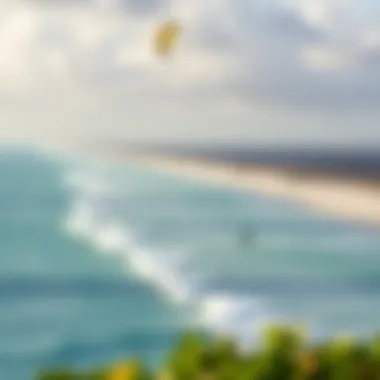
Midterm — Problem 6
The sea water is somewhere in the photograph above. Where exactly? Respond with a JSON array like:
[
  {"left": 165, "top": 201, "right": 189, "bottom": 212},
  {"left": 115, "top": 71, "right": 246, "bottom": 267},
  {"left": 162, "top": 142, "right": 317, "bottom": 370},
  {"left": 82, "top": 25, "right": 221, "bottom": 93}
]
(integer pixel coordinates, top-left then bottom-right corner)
[{"left": 1, "top": 147, "right": 380, "bottom": 379}]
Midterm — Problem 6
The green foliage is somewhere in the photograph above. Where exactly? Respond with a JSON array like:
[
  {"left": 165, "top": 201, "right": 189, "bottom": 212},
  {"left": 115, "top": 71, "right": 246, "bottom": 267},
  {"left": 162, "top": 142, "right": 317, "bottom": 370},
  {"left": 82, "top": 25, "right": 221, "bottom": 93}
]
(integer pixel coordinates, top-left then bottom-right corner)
[{"left": 37, "top": 325, "right": 380, "bottom": 380}]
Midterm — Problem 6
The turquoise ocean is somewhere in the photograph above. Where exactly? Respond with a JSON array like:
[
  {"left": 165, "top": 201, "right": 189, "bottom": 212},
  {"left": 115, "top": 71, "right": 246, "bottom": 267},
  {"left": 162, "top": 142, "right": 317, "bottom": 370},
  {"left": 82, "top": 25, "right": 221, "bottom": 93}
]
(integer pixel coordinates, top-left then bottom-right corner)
[{"left": 1, "top": 147, "right": 380, "bottom": 379}]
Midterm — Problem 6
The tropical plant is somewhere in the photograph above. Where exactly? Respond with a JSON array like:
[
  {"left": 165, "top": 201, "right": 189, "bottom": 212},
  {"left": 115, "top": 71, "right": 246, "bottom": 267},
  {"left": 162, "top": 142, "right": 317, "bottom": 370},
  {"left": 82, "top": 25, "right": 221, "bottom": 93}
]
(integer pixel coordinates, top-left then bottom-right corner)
[{"left": 37, "top": 324, "right": 380, "bottom": 380}]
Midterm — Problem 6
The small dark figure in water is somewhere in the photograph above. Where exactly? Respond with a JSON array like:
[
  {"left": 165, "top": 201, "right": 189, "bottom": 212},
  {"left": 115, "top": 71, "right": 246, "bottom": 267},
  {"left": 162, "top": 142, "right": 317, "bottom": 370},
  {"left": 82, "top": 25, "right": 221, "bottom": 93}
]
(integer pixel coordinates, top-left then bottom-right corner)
[{"left": 239, "top": 227, "right": 256, "bottom": 249}]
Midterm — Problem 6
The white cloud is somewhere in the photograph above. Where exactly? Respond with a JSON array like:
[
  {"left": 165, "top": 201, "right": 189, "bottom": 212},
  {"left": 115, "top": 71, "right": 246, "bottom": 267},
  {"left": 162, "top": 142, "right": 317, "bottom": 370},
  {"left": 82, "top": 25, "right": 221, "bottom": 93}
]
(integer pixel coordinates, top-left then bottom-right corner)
[
  {"left": 0, "top": 0, "right": 377, "bottom": 147},
  {"left": 300, "top": 45, "right": 353, "bottom": 71}
]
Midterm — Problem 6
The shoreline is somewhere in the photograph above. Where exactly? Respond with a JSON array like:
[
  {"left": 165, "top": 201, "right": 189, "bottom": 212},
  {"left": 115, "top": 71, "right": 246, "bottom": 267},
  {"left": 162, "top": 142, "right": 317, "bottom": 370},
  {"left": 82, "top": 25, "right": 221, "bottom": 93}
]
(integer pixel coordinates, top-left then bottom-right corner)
[{"left": 124, "top": 153, "right": 380, "bottom": 229}]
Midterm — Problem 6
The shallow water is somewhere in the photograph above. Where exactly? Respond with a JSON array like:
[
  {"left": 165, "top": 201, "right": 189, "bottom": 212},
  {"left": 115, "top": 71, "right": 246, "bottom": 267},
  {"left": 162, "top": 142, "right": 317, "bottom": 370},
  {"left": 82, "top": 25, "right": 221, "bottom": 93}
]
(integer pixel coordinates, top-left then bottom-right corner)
[{"left": 1, "top": 148, "right": 380, "bottom": 379}]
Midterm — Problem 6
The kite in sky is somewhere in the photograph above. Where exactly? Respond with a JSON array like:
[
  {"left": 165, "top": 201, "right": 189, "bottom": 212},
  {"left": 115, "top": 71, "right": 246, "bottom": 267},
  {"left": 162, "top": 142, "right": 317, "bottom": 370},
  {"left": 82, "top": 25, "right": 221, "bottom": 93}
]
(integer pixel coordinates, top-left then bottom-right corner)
[{"left": 153, "top": 20, "right": 182, "bottom": 57}]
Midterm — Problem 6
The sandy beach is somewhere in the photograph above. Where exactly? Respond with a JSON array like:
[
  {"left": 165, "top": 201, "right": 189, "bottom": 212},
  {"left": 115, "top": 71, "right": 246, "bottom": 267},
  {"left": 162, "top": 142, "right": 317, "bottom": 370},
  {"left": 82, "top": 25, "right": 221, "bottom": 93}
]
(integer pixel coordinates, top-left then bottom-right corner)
[{"left": 126, "top": 153, "right": 380, "bottom": 229}]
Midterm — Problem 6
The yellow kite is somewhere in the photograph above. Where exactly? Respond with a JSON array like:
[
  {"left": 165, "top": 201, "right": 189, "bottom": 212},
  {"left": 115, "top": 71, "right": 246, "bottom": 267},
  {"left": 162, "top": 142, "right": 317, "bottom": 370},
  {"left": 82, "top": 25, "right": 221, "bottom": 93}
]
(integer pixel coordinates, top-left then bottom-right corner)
[{"left": 153, "top": 20, "right": 181, "bottom": 57}]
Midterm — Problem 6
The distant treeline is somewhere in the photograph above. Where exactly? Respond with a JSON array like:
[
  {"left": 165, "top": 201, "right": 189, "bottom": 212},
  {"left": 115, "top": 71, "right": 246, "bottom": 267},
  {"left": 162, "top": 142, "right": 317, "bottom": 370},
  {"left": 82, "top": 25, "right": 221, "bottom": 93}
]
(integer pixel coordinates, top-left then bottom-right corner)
[
  {"left": 37, "top": 324, "right": 380, "bottom": 380},
  {"left": 116, "top": 143, "right": 380, "bottom": 181}
]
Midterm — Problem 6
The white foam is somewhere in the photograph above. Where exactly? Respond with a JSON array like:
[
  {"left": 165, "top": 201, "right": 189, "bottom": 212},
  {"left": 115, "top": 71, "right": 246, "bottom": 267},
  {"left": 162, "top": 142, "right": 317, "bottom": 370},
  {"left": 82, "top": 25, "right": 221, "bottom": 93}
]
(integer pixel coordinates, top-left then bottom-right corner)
[
  {"left": 65, "top": 201, "right": 94, "bottom": 236},
  {"left": 197, "top": 294, "right": 270, "bottom": 346},
  {"left": 62, "top": 163, "right": 271, "bottom": 346},
  {"left": 66, "top": 197, "right": 194, "bottom": 303}
]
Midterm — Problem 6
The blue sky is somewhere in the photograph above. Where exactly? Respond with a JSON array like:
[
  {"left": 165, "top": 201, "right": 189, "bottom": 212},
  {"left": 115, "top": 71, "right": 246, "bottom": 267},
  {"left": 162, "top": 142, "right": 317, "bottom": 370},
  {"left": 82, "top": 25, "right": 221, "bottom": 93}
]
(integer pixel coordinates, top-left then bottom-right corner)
[{"left": 0, "top": 0, "right": 378, "bottom": 147}]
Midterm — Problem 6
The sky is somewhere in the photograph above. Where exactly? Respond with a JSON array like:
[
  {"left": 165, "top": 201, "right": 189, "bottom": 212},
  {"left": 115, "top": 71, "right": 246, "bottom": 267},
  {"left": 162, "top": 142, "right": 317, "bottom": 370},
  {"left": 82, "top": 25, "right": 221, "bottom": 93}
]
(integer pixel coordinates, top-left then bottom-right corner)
[{"left": 0, "top": 0, "right": 379, "bottom": 148}]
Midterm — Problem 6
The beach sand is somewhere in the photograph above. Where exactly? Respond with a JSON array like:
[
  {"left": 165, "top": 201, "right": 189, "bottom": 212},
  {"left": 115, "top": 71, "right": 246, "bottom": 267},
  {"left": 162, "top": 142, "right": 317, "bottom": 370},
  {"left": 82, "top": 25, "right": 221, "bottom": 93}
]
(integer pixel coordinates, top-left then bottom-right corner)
[{"left": 126, "top": 153, "right": 380, "bottom": 229}]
